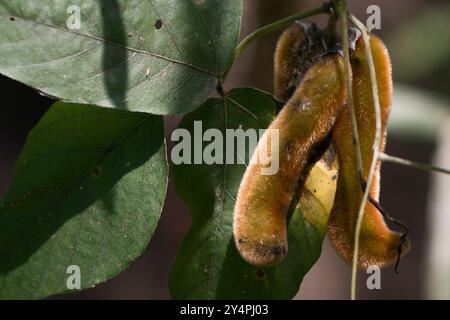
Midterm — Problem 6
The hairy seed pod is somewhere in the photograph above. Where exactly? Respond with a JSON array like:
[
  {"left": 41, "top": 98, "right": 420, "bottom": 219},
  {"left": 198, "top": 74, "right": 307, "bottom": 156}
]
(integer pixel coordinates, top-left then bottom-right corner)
[
  {"left": 274, "top": 21, "right": 338, "bottom": 234},
  {"left": 233, "top": 54, "right": 347, "bottom": 266},
  {"left": 328, "top": 34, "right": 410, "bottom": 268},
  {"left": 274, "top": 21, "right": 324, "bottom": 102}
]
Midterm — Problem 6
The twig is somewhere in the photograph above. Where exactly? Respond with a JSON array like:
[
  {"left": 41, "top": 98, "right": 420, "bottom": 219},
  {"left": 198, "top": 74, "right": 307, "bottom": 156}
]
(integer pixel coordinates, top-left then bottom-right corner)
[
  {"left": 335, "top": 4, "right": 364, "bottom": 181},
  {"left": 223, "top": 3, "right": 331, "bottom": 78},
  {"left": 325, "top": 9, "right": 339, "bottom": 47},
  {"left": 379, "top": 153, "right": 450, "bottom": 175},
  {"left": 349, "top": 13, "right": 383, "bottom": 300},
  {"left": 334, "top": 0, "right": 368, "bottom": 301}
]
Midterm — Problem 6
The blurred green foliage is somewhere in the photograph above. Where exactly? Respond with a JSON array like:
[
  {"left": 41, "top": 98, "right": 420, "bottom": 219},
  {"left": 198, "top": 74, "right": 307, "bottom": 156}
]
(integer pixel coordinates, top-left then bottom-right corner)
[{"left": 387, "top": 3, "right": 450, "bottom": 97}]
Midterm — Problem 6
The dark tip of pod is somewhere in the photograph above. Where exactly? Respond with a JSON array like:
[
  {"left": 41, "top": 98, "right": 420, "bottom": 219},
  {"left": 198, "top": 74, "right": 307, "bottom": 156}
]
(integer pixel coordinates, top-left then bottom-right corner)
[
  {"left": 294, "top": 20, "right": 323, "bottom": 51},
  {"left": 237, "top": 238, "right": 287, "bottom": 266},
  {"left": 271, "top": 245, "right": 286, "bottom": 258}
]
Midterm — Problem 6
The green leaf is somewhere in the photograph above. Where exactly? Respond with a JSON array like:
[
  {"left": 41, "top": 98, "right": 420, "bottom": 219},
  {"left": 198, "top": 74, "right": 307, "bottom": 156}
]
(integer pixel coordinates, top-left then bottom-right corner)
[
  {"left": 169, "top": 87, "right": 328, "bottom": 299},
  {"left": 0, "top": 0, "right": 242, "bottom": 114},
  {"left": 0, "top": 101, "right": 168, "bottom": 299}
]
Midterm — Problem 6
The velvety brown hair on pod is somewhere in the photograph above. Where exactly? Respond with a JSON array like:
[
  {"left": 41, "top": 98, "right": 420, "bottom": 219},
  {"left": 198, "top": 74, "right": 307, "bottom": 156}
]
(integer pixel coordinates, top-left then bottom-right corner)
[
  {"left": 233, "top": 53, "right": 347, "bottom": 266},
  {"left": 274, "top": 21, "right": 324, "bottom": 102},
  {"left": 328, "top": 34, "right": 410, "bottom": 268}
]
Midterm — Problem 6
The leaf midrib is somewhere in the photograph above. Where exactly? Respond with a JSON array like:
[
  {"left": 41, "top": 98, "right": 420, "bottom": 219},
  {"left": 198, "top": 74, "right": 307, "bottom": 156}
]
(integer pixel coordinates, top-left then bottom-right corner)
[{"left": 0, "top": 114, "right": 156, "bottom": 261}]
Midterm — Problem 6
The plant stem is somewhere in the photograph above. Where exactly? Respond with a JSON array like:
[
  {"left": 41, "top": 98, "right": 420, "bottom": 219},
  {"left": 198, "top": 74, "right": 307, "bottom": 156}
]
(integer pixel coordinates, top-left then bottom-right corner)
[
  {"left": 349, "top": 14, "right": 369, "bottom": 34},
  {"left": 335, "top": 0, "right": 365, "bottom": 300},
  {"left": 325, "top": 10, "right": 339, "bottom": 47},
  {"left": 223, "top": 4, "right": 330, "bottom": 78},
  {"left": 335, "top": 1, "right": 364, "bottom": 186},
  {"left": 347, "top": 13, "right": 383, "bottom": 301},
  {"left": 379, "top": 153, "right": 450, "bottom": 175}
]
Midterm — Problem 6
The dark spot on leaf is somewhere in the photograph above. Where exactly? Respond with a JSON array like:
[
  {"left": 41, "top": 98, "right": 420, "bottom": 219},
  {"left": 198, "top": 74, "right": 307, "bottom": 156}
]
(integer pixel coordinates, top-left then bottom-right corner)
[
  {"left": 93, "top": 166, "right": 101, "bottom": 177},
  {"left": 332, "top": 174, "right": 337, "bottom": 180},
  {"left": 155, "top": 19, "right": 163, "bottom": 30},
  {"left": 256, "top": 268, "right": 265, "bottom": 279},
  {"left": 9, "top": 17, "right": 15, "bottom": 21},
  {"left": 313, "top": 189, "right": 317, "bottom": 193},
  {"left": 238, "top": 238, "right": 246, "bottom": 244}
]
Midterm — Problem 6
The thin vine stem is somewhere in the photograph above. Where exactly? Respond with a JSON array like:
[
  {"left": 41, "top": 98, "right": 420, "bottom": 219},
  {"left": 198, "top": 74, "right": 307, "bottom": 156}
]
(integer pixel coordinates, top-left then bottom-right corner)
[
  {"left": 334, "top": 2, "right": 364, "bottom": 179},
  {"left": 347, "top": 13, "right": 383, "bottom": 300},
  {"left": 379, "top": 153, "right": 450, "bottom": 175},
  {"left": 334, "top": 0, "right": 367, "bottom": 300},
  {"left": 223, "top": 4, "right": 331, "bottom": 78}
]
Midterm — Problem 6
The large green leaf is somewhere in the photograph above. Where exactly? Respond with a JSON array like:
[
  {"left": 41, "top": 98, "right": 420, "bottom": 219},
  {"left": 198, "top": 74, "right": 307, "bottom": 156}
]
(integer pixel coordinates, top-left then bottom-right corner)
[
  {"left": 169, "top": 88, "right": 329, "bottom": 299},
  {"left": 0, "top": 0, "right": 242, "bottom": 114},
  {"left": 0, "top": 102, "right": 168, "bottom": 299}
]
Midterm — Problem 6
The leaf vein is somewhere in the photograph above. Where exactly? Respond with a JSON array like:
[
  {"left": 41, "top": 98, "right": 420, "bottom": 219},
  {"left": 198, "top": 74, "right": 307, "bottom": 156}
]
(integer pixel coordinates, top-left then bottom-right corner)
[{"left": 0, "top": 12, "right": 217, "bottom": 77}]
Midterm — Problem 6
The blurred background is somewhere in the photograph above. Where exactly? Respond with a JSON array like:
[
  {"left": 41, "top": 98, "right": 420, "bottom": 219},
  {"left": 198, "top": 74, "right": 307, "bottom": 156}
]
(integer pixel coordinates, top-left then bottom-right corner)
[{"left": 1, "top": 0, "right": 449, "bottom": 299}]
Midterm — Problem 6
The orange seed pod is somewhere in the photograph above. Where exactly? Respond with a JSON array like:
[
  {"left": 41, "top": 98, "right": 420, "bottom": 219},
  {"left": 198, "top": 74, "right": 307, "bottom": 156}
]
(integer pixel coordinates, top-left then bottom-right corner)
[
  {"left": 274, "top": 21, "right": 338, "bottom": 235},
  {"left": 233, "top": 53, "right": 347, "bottom": 266},
  {"left": 328, "top": 34, "right": 410, "bottom": 268},
  {"left": 274, "top": 21, "right": 324, "bottom": 102}
]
